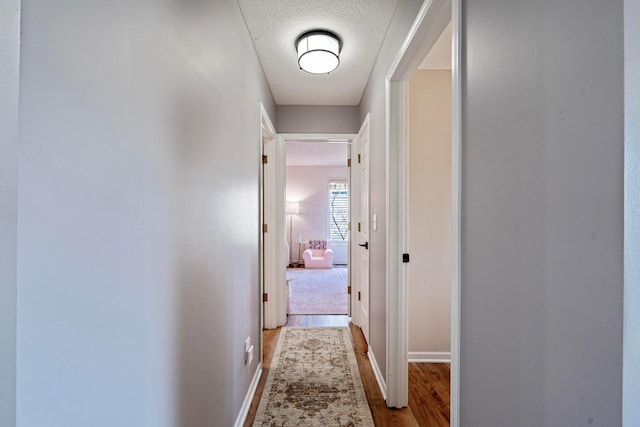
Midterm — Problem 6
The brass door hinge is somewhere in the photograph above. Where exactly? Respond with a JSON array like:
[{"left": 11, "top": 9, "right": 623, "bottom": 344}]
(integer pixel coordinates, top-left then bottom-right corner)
[
  {"left": 263, "top": 224, "right": 268, "bottom": 233},
  {"left": 348, "top": 222, "right": 351, "bottom": 231},
  {"left": 347, "top": 158, "right": 351, "bottom": 167},
  {"left": 263, "top": 293, "right": 268, "bottom": 302},
  {"left": 348, "top": 286, "right": 352, "bottom": 295},
  {"left": 358, "top": 154, "right": 361, "bottom": 163},
  {"left": 358, "top": 222, "right": 361, "bottom": 232},
  {"left": 358, "top": 291, "right": 361, "bottom": 301},
  {"left": 262, "top": 155, "right": 268, "bottom": 164}
]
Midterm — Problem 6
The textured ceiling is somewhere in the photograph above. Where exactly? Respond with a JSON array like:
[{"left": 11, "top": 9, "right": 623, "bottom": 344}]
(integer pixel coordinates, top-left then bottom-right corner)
[{"left": 238, "top": 0, "right": 399, "bottom": 105}]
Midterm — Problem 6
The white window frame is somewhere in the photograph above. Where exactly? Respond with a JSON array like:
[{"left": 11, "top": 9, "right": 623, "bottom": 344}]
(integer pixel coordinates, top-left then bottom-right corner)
[{"left": 327, "top": 180, "right": 349, "bottom": 242}]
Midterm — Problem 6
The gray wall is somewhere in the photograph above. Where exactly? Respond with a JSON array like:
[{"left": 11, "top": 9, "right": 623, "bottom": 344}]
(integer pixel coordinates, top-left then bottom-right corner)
[
  {"left": 0, "top": 1, "right": 19, "bottom": 425},
  {"left": 277, "top": 105, "right": 360, "bottom": 134},
  {"left": 461, "top": 0, "right": 623, "bottom": 425},
  {"left": 624, "top": 0, "right": 640, "bottom": 424},
  {"left": 358, "top": 0, "right": 424, "bottom": 379},
  {"left": 16, "top": 0, "right": 274, "bottom": 426},
  {"left": 5, "top": 1, "right": 630, "bottom": 426}
]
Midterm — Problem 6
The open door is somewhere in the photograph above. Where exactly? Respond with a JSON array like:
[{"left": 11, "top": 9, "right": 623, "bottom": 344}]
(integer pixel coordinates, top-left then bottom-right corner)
[
  {"left": 260, "top": 106, "right": 286, "bottom": 331},
  {"left": 353, "top": 115, "right": 371, "bottom": 343}
]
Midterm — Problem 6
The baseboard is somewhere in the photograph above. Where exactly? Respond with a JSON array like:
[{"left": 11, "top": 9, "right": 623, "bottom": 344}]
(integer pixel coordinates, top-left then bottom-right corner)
[
  {"left": 367, "top": 348, "right": 387, "bottom": 402},
  {"left": 233, "top": 365, "right": 262, "bottom": 427},
  {"left": 408, "top": 351, "right": 451, "bottom": 363}
]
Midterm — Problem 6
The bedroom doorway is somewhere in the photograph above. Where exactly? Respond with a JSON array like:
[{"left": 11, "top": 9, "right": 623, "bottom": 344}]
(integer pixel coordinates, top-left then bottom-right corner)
[
  {"left": 385, "top": 0, "right": 461, "bottom": 423},
  {"left": 283, "top": 134, "right": 355, "bottom": 322},
  {"left": 404, "top": 18, "right": 453, "bottom": 426}
]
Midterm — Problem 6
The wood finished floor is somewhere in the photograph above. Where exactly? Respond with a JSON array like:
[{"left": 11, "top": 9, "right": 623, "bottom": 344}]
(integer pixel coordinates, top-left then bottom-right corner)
[{"left": 244, "top": 315, "right": 450, "bottom": 426}]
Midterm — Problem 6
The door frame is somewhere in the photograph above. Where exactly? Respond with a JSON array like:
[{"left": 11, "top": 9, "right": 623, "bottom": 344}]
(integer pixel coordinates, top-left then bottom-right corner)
[
  {"left": 385, "top": 1, "right": 461, "bottom": 425},
  {"left": 259, "top": 103, "right": 284, "bottom": 333},
  {"left": 280, "top": 133, "right": 356, "bottom": 319}
]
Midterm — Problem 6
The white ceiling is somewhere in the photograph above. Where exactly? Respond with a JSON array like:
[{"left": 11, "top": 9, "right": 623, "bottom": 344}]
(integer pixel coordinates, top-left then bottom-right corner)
[
  {"left": 418, "top": 21, "right": 452, "bottom": 70},
  {"left": 237, "top": 0, "right": 399, "bottom": 106},
  {"left": 286, "top": 142, "right": 349, "bottom": 166}
]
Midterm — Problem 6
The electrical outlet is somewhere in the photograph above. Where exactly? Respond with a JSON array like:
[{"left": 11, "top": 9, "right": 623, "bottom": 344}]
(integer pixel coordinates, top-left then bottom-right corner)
[{"left": 244, "top": 337, "right": 251, "bottom": 364}]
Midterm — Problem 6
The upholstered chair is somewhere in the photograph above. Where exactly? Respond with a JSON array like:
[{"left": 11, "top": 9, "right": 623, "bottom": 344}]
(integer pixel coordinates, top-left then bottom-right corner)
[{"left": 302, "top": 240, "right": 334, "bottom": 268}]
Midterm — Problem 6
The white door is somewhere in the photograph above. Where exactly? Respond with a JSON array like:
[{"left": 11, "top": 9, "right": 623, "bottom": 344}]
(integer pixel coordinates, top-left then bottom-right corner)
[
  {"left": 261, "top": 115, "right": 286, "bottom": 330},
  {"left": 357, "top": 116, "right": 371, "bottom": 343},
  {"left": 263, "top": 133, "right": 276, "bottom": 329}
]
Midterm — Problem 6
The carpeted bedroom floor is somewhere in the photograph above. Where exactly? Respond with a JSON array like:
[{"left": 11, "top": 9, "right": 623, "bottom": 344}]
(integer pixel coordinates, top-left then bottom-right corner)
[{"left": 286, "top": 267, "right": 348, "bottom": 315}]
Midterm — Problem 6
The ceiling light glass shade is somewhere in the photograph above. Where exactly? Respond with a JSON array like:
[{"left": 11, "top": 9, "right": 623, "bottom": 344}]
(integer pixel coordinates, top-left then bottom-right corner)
[{"left": 296, "top": 31, "right": 341, "bottom": 74}]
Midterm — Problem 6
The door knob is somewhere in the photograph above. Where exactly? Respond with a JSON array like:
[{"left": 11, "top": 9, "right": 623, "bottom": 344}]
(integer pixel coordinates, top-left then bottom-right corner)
[{"left": 358, "top": 242, "right": 369, "bottom": 250}]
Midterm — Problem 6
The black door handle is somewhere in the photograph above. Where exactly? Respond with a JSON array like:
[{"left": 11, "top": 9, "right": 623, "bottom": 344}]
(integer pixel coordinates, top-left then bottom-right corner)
[{"left": 358, "top": 242, "right": 369, "bottom": 250}]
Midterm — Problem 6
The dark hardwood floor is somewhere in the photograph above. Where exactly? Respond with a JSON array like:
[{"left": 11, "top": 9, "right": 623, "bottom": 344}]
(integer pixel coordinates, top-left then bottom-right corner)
[
  {"left": 244, "top": 315, "right": 450, "bottom": 426},
  {"left": 408, "top": 362, "right": 450, "bottom": 426},
  {"left": 348, "top": 321, "right": 420, "bottom": 426}
]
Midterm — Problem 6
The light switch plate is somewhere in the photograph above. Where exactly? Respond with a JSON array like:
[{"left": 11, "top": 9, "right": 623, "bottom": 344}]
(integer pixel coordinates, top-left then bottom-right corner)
[{"left": 247, "top": 345, "right": 254, "bottom": 365}]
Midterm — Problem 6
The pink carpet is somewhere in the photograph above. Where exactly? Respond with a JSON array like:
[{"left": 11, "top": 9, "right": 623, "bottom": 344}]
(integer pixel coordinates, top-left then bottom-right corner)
[{"left": 286, "top": 267, "right": 348, "bottom": 315}]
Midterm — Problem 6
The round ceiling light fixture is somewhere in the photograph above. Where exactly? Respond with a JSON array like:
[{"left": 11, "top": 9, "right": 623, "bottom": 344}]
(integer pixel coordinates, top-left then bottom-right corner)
[{"left": 296, "top": 30, "right": 342, "bottom": 74}]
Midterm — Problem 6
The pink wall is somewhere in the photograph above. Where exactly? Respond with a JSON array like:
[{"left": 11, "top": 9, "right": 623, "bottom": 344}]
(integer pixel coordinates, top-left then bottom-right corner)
[{"left": 286, "top": 165, "right": 349, "bottom": 263}]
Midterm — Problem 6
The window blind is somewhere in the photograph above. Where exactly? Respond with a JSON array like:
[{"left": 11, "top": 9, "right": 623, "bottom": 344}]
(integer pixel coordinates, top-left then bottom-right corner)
[{"left": 329, "top": 181, "right": 349, "bottom": 241}]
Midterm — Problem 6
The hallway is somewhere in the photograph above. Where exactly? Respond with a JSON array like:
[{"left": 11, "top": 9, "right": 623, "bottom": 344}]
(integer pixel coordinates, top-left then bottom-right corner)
[
  {"left": 244, "top": 316, "right": 450, "bottom": 426},
  {"left": 1, "top": 0, "right": 630, "bottom": 426}
]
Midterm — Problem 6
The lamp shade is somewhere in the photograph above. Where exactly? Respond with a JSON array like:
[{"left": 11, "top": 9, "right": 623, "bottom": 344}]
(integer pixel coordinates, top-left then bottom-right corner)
[
  {"left": 296, "top": 30, "right": 341, "bottom": 74},
  {"left": 286, "top": 201, "right": 300, "bottom": 215}
]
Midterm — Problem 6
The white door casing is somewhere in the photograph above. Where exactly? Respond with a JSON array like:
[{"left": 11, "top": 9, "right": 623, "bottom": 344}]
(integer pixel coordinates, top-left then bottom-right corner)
[
  {"left": 261, "top": 105, "right": 286, "bottom": 330},
  {"left": 262, "top": 115, "right": 276, "bottom": 329},
  {"left": 385, "top": 0, "right": 460, "bottom": 422},
  {"left": 274, "top": 133, "right": 356, "bottom": 326}
]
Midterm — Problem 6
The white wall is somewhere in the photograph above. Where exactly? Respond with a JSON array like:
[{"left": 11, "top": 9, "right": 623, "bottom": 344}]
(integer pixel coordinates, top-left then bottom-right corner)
[
  {"left": 358, "top": 0, "right": 425, "bottom": 378},
  {"left": 408, "top": 70, "right": 451, "bottom": 355},
  {"left": 286, "top": 165, "right": 349, "bottom": 264},
  {"left": 624, "top": 0, "right": 640, "bottom": 424},
  {"left": 460, "top": 0, "right": 623, "bottom": 425},
  {"left": 277, "top": 105, "right": 360, "bottom": 134},
  {"left": 0, "top": 1, "right": 19, "bottom": 425},
  {"left": 16, "top": 1, "right": 274, "bottom": 426}
]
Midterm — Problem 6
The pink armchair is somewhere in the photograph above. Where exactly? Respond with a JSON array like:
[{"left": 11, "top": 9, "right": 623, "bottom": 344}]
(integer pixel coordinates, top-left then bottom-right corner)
[{"left": 302, "top": 240, "right": 334, "bottom": 269}]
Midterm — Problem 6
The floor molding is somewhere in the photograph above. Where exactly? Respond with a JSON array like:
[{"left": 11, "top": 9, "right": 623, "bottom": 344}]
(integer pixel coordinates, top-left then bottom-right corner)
[
  {"left": 408, "top": 351, "right": 451, "bottom": 363},
  {"left": 368, "top": 348, "right": 387, "bottom": 402},
  {"left": 234, "top": 365, "right": 262, "bottom": 427}
]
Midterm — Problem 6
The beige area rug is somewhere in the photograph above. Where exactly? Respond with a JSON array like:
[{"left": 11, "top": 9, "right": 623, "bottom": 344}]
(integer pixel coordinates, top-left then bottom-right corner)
[
  {"left": 253, "top": 327, "right": 374, "bottom": 426},
  {"left": 286, "top": 267, "right": 348, "bottom": 315}
]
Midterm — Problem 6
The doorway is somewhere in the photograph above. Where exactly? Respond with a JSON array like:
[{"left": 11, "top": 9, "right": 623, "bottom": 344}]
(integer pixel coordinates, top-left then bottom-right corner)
[
  {"left": 385, "top": 1, "right": 461, "bottom": 426},
  {"left": 259, "top": 103, "right": 282, "bottom": 335},
  {"left": 283, "top": 134, "right": 354, "bottom": 321},
  {"left": 405, "top": 20, "right": 453, "bottom": 426}
]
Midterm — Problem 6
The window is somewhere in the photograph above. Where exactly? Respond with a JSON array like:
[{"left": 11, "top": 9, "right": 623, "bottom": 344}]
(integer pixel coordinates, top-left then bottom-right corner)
[{"left": 329, "top": 181, "right": 349, "bottom": 241}]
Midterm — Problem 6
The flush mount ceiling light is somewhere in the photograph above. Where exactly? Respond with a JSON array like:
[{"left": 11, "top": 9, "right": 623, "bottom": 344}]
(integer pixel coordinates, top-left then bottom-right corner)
[{"left": 296, "top": 30, "right": 342, "bottom": 74}]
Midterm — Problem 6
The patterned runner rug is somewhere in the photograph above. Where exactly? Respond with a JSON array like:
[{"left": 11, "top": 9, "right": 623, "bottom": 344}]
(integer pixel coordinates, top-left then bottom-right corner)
[{"left": 253, "top": 327, "right": 374, "bottom": 426}]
